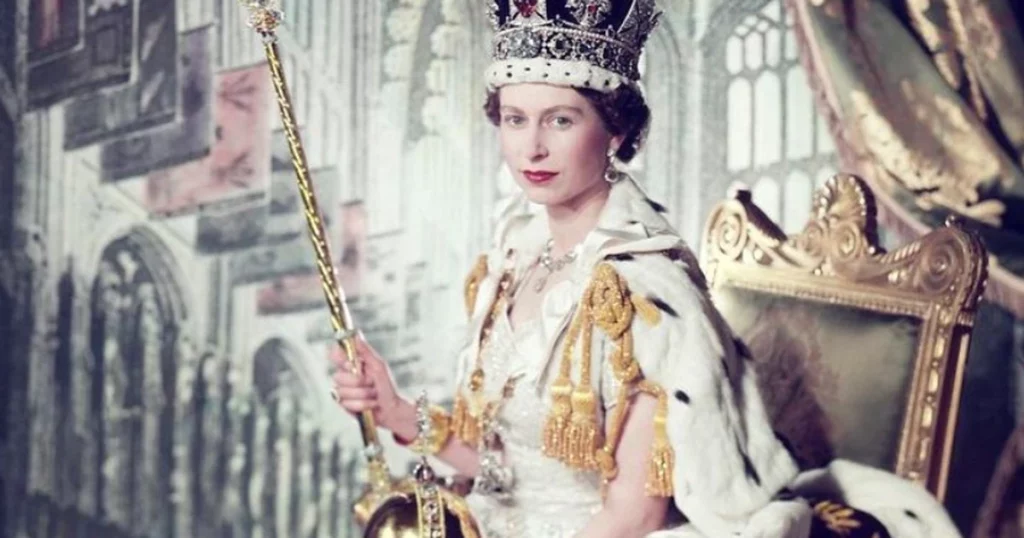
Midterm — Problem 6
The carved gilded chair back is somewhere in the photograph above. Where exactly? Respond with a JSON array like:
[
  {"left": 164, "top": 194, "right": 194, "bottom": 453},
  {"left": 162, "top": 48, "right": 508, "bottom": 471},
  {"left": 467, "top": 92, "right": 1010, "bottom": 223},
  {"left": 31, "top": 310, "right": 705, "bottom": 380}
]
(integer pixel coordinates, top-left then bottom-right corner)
[{"left": 700, "top": 174, "right": 987, "bottom": 501}]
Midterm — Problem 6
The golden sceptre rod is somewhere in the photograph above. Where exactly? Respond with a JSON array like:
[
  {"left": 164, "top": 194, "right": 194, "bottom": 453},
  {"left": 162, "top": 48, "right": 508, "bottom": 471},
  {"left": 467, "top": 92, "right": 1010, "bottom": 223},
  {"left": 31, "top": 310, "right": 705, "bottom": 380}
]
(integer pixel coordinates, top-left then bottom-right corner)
[{"left": 237, "top": 0, "right": 394, "bottom": 524}]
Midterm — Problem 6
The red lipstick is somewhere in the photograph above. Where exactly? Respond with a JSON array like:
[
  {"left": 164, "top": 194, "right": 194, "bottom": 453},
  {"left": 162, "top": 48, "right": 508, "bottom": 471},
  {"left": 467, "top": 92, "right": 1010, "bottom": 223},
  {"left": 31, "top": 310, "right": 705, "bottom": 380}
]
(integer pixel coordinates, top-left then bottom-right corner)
[{"left": 523, "top": 170, "right": 559, "bottom": 184}]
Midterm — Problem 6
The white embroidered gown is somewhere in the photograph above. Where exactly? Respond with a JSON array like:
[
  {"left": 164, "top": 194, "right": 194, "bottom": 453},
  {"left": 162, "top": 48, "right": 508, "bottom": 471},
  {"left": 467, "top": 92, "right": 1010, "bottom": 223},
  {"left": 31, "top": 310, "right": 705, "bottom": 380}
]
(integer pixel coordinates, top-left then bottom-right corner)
[{"left": 465, "top": 282, "right": 611, "bottom": 538}]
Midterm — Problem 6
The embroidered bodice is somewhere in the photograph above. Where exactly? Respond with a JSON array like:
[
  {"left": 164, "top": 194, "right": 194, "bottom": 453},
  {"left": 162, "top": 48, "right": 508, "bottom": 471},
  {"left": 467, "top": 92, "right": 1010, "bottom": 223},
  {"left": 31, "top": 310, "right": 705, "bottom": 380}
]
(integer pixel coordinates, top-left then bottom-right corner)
[{"left": 466, "top": 297, "right": 604, "bottom": 537}]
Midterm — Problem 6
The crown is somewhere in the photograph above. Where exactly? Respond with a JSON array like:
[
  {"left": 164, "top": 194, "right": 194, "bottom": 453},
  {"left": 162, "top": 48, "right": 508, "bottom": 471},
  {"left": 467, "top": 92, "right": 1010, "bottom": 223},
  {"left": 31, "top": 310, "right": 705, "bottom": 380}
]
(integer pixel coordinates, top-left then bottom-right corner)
[{"left": 485, "top": 0, "right": 661, "bottom": 92}]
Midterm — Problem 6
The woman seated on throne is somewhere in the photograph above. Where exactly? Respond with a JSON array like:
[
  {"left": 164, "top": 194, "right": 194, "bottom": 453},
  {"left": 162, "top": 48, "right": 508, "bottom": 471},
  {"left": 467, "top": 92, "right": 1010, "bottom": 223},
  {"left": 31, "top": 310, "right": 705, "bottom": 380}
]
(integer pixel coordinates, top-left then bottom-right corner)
[{"left": 333, "top": 0, "right": 959, "bottom": 536}]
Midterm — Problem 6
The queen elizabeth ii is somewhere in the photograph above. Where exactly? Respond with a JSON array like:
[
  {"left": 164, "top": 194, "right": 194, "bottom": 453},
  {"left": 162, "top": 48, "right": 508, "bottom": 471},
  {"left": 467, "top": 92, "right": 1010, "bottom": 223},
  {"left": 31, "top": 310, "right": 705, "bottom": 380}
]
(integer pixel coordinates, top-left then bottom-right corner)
[{"left": 332, "top": 1, "right": 960, "bottom": 536}]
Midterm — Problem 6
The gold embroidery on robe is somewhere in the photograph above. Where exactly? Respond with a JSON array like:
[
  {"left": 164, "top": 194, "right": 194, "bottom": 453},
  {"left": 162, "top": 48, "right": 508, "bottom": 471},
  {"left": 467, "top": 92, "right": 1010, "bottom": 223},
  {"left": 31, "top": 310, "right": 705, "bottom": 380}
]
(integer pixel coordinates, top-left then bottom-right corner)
[
  {"left": 463, "top": 254, "right": 489, "bottom": 318},
  {"left": 452, "top": 266, "right": 514, "bottom": 448}
]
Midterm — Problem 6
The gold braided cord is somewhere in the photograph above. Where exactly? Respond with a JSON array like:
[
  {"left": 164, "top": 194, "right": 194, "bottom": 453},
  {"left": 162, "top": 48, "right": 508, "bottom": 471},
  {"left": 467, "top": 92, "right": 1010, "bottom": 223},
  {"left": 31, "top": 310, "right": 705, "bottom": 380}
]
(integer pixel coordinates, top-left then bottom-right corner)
[
  {"left": 566, "top": 316, "right": 600, "bottom": 470},
  {"left": 551, "top": 262, "right": 676, "bottom": 497},
  {"left": 591, "top": 264, "right": 638, "bottom": 488},
  {"left": 597, "top": 386, "right": 632, "bottom": 490}
]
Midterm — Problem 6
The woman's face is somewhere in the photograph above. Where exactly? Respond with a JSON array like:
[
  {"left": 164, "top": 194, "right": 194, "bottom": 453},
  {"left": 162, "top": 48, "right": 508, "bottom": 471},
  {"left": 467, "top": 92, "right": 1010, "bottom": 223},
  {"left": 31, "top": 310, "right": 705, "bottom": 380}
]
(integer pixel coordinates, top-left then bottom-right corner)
[{"left": 497, "top": 83, "right": 622, "bottom": 208}]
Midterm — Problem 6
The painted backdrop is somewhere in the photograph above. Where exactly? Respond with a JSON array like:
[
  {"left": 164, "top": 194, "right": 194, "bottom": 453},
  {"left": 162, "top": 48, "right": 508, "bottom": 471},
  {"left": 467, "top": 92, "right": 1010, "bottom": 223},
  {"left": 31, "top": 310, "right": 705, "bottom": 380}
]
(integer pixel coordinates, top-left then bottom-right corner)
[{"left": 1, "top": 1, "right": 1022, "bottom": 536}]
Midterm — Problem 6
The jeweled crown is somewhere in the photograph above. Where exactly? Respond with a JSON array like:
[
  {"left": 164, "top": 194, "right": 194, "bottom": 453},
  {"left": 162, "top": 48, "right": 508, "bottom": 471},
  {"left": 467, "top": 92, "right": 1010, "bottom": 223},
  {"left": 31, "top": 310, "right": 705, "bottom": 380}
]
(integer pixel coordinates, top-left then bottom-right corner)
[{"left": 486, "top": 0, "right": 661, "bottom": 91}]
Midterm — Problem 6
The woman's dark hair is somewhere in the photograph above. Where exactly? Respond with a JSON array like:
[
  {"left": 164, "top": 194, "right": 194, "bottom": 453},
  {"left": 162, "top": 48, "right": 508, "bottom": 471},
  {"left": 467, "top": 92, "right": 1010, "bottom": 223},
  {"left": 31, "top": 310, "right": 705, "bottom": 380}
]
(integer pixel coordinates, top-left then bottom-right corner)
[{"left": 483, "top": 84, "right": 651, "bottom": 163}]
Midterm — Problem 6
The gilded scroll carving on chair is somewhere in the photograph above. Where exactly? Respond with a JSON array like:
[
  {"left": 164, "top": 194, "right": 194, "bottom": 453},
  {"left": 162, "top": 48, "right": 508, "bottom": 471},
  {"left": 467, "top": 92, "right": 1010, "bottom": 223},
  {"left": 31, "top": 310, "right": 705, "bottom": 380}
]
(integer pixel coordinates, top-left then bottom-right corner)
[{"left": 706, "top": 174, "right": 986, "bottom": 317}]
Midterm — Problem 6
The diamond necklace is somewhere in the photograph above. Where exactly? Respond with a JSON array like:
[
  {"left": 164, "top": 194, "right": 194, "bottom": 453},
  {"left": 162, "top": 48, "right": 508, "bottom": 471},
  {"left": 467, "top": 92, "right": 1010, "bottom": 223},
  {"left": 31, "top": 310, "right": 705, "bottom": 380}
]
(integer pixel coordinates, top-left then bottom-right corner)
[{"left": 534, "top": 239, "right": 578, "bottom": 292}]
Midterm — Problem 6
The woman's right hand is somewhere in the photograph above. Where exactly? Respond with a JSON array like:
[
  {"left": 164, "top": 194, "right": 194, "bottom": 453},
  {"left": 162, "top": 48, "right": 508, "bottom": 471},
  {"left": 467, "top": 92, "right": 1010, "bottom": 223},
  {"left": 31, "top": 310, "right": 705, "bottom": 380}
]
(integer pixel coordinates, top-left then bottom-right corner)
[
  {"left": 332, "top": 335, "right": 483, "bottom": 477},
  {"left": 330, "top": 335, "right": 416, "bottom": 442}
]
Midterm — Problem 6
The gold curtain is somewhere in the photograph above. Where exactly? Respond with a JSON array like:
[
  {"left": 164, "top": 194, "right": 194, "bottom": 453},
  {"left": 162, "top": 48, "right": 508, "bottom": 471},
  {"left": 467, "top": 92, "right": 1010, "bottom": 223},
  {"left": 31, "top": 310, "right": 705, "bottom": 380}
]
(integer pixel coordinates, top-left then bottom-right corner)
[{"left": 786, "top": 0, "right": 1024, "bottom": 317}]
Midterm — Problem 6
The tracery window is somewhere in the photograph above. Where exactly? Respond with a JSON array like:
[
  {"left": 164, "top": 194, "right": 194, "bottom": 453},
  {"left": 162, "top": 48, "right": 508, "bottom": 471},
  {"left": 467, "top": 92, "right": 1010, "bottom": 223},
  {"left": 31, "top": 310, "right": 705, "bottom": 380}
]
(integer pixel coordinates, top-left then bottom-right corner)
[
  {"left": 715, "top": 0, "right": 836, "bottom": 232},
  {"left": 88, "top": 232, "right": 181, "bottom": 533}
]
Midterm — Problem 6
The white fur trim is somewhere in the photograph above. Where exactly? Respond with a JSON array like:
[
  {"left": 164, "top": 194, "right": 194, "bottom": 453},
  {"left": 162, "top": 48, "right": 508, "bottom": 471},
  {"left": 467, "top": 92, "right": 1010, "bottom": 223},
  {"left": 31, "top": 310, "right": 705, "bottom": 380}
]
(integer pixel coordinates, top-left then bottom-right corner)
[
  {"left": 485, "top": 58, "right": 628, "bottom": 92},
  {"left": 609, "top": 253, "right": 800, "bottom": 536},
  {"left": 791, "top": 460, "right": 962, "bottom": 538},
  {"left": 645, "top": 501, "right": 812, "bottom": 538}
]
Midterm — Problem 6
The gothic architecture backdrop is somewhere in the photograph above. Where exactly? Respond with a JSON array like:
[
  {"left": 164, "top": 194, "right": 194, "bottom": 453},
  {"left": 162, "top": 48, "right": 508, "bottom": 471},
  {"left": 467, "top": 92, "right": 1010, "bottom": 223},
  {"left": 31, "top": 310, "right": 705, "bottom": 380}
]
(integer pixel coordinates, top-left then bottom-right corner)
[{"left": 1, "top": 0, "right": 1021, "bottom": 537}]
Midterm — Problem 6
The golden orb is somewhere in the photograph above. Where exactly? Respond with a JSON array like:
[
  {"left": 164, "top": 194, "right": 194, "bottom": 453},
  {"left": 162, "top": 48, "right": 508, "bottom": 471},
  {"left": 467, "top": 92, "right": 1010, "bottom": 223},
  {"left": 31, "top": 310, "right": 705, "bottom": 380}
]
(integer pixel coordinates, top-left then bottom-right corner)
[{"left": 362, "top": 463, "right": 481, "bottom": 538}]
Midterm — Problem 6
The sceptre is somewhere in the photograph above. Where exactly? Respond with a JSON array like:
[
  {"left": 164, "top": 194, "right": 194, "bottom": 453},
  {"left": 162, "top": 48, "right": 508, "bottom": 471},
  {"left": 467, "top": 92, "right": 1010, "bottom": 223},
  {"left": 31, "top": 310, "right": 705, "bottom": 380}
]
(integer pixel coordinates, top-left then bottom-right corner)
[
  {"left": 233, "top": 0, "right": 390, "bottom": 524},
  {"left": 236, "top": 2, "right": 481, "bottom": 536}
]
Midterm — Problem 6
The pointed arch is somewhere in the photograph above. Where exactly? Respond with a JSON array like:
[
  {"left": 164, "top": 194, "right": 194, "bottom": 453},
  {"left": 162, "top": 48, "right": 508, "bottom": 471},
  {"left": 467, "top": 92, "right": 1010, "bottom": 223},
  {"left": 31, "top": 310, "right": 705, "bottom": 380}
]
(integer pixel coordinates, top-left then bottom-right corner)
[
  {"left": 252, "top": 337, "right": 319, "bottom": 404},
  {"left": 638, "top": 15, "right": 688, "bottom": 223},
  {"left": 87, "top": 225, "right": 188, "bottom": 534}
]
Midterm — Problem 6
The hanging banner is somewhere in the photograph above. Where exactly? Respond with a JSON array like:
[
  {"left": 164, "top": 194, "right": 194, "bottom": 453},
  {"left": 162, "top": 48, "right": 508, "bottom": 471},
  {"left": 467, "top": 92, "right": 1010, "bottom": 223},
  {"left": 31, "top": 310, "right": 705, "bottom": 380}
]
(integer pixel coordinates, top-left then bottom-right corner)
[
  {"left": 194, "top": 128, "right": 299, "bottom": 254},
  {"left": 143, "top": 62, "right": 271, "bottom": 218},
  {"left": 256, "top": 199, "right": 364, "bottom": 315},
  {"left": 64, "top": 0, "right": 178, "bottom": 149},
  {"left": 27, "top": 0, "right": 133, "bottom": 109},
  {"left": 228, "top": 167, "right": 340, "bottom": 285},
  {"left": 27, "top": 0, "right": 81, "bottom": 63},
  {"left": 100, "top": 27, "right": 213, "bottom": 181}
]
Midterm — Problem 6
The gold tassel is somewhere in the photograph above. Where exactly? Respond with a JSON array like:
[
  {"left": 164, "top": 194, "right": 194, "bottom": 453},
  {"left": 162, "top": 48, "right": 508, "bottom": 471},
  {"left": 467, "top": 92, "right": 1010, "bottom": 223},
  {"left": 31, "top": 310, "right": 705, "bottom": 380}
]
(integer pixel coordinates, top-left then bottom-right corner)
[
  {"left": 639, "top": 381, "right": 674, "bottom": 497},
  {"left": 566, "top": 386, "right": 600, "bottom": 469},
  {"left": 645, "top": 432, "right": 674, "bottom": 497},
  {"left": 543, "top": 304, "right": 586, "bottom": 460},
  {"left": 566, "top": 318, "right": 600, "bottom": 469},
  {"left": 542, "top": 378, "right": 573, "bottom": 459}
]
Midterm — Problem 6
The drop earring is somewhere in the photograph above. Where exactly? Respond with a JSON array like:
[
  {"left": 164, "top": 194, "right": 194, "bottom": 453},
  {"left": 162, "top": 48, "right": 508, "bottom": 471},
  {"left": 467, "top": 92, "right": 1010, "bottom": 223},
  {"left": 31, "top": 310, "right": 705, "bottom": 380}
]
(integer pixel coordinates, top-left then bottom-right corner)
[{"left": 604, "top": 146, "right": 622, "bottom": 184}]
